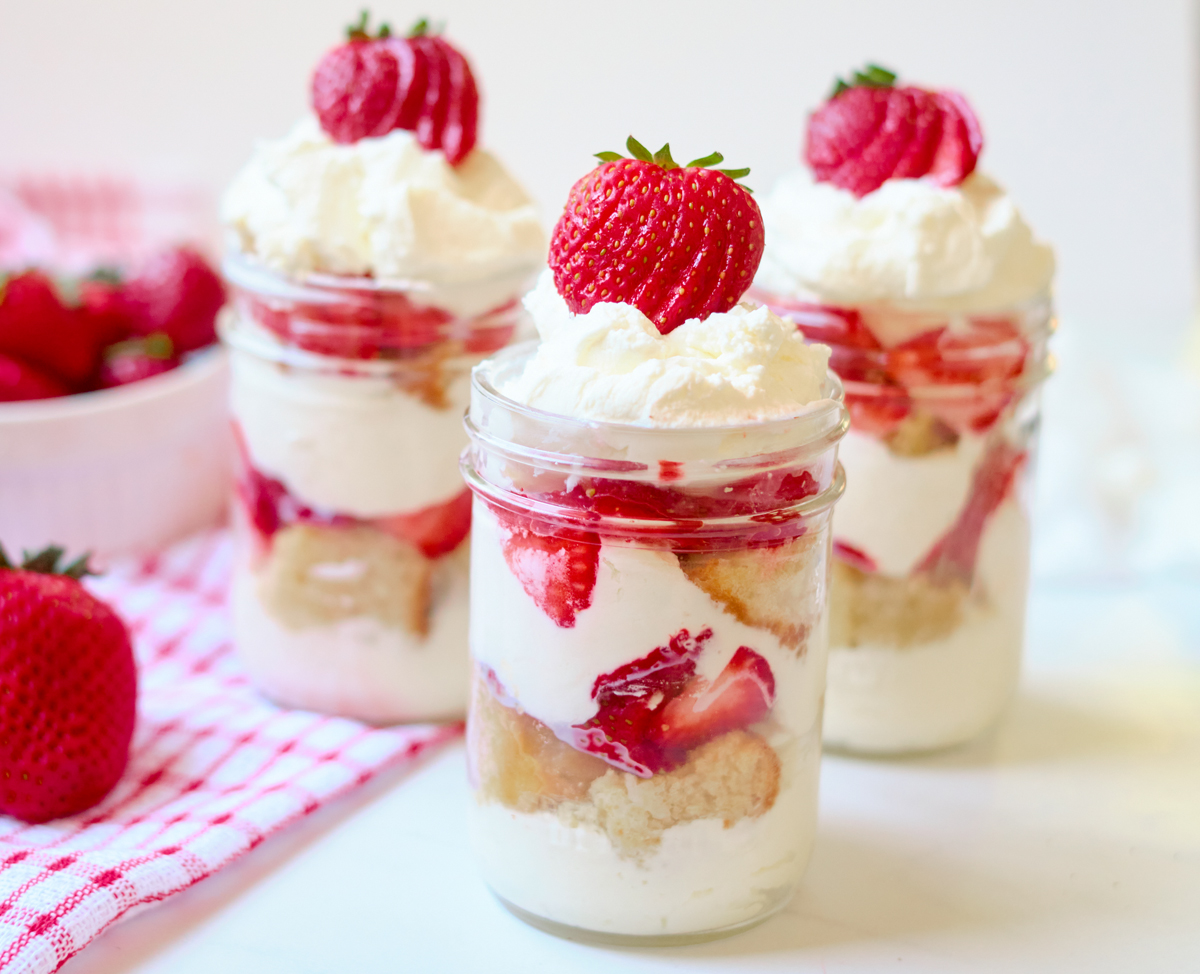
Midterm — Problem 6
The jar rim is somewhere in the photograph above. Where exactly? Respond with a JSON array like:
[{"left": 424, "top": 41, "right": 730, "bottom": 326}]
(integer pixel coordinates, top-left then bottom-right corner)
[{"left": 222, "top": 250, "right": 544, "bottom": 300}]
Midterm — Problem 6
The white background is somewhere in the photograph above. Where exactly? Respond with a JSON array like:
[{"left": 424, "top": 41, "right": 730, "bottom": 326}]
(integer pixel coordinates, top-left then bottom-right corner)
[{"left": 0, "top": 0, "right": 1196, "bottom": 347}]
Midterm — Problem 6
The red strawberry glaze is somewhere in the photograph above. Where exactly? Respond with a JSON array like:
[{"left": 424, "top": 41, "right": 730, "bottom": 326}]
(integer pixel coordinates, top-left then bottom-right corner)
[
  {"left": 916, "top": 440, "right": 1026, "bottom": 585},
  {"left": 569, "top": 628, "right": 710, "bottom": 775},
  {"left": 233, "top": 426, "right": 470, "bottom": 558}
]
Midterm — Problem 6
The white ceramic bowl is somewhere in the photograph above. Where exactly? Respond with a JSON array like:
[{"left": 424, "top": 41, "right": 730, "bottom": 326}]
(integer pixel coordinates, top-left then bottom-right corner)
[{"left": 0, "top": 348, "right": 231, "bottom": 560}]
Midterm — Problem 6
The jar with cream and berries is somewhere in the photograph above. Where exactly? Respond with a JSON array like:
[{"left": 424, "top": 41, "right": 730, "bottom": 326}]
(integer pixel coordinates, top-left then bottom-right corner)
[
  {"left": 219, "top": 19, "right": 545, "bottom": 722},
  {"left": 462, "top": 138, "right": 846, "bottom": 942},
  {"left": 753, "top": 65, "right": 1055, "bottom": 753}
]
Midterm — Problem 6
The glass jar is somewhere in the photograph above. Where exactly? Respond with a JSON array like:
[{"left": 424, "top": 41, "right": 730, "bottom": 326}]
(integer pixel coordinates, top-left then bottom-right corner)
[
  {"left": 461, "top": 344, "right": 848, "bottom": 944},
  {"left": 222, "top": 255, "right": 533, "bottom": 723},
  {"left": 751, "top": 288, "right": 1053, "bottom": 754}
]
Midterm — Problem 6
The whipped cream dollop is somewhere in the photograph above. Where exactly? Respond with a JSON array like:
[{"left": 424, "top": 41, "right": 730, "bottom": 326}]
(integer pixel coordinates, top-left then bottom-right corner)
[
  {"left": 221, "top": 117, "right": 546, "bottom": 316},
  {"left": 755, "top": 170, "right": 1054, "bottom": 314},
  {"left": 499, "top": 273, "right": 831, "bottom": 427}
]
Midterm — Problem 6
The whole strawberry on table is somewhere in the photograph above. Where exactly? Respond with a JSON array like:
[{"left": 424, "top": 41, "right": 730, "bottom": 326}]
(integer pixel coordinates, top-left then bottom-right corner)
[
  {"left": 0, "top": 246, "right": 226, "bottom": 403},
  {"left": 0, "top": 544, "right": 137, "bottom": 824}
]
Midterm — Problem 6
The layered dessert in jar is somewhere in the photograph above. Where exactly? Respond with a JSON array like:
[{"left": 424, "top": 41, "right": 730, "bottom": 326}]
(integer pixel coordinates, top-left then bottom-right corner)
[
  {"left": 752, "top": 66, "right": 1055, "bottom": 754},
  {"left": 463, "top": 139, "right": 848, "bottom": 942},
  {"left": 220, "top": 17, "right": 544, "bottom": 722}
]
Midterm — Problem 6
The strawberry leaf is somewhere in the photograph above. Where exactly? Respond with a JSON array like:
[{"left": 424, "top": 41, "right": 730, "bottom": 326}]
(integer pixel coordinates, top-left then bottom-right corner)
[
  {"left": 594, "top": 151, "right": 624, "bottom": 162},
  {"left": 686, "top": 151, "right": 724, "bottom": 168},
  {"left": 626, "top": 136, "right": 653, "bottom": 162},
  {"left": 652, "top": 143, "right": 680, "bottom": 169}
]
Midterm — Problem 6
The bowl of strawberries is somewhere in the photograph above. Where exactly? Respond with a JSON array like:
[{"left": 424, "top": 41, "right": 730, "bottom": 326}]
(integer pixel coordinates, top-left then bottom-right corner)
[{"left": 0, "top": 179, "right": 231, "bottom": 557}]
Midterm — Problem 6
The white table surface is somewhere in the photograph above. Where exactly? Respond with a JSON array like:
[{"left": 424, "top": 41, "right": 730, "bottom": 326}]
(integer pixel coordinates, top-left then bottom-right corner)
[{"left": 57, "top": 576, "right": 1200, "bottom": 974}]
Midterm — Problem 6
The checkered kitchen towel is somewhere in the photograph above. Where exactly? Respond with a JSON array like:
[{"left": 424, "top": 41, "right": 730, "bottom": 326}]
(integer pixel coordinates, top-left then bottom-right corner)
[{"left": 0, "top": 531, "right": 462, "bottom": 974}]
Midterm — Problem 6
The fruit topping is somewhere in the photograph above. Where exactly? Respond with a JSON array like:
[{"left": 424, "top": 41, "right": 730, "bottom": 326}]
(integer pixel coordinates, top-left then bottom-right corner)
[
  {"left": 806, "top": 64, "right": 983, "bottom": 197},
  {"left": 377, "top": 487, "right": 472, "bottom": 558},
  {"left": 311, "top": 13, "right": 479, "bottom": 165},
  {"left": 916, "top": 440, "right": 1025, "bottom": 584},
  {"left": 493, "top": 507, "right": 599, "bottom": 628},
  {"left": 549, "top": 137, "right": 763, "bottom": 335},
  {"left": 0, "top": 544, "right": 137, "bottom": 823},
  {"left": 657, "top": 646, "right": 775, "bottom": 752},
  {"left": 832, "top": 539, "right": 878, "bottom": 574}
]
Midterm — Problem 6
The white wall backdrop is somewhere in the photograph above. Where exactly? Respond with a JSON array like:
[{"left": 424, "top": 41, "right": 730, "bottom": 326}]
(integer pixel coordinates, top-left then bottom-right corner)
[{"left": 1, "top": 0, "right": 1195, "bottom": 348}]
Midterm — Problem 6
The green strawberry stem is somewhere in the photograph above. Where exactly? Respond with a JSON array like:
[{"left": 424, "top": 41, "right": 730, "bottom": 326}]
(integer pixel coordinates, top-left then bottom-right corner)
[
  {"left": 831, "top": 62, "right": 897, "bottom": 98},
  {"left": 347, "top": 9, "right": 392, "bottom": 41},
  {"left": 104, "top": 332, "right": 174, "bottom": 362},
  {"left": 593, "top": 136, "right": 754, "bottom": 189},
  {"left": 0, "top": 543, "right": 96, "bottom": 580}
]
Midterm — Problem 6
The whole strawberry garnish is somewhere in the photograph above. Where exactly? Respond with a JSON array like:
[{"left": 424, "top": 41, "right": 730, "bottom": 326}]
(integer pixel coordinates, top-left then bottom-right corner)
[
  {"left": 99, "top": 332, "right": 178, "bottom": 388},
  {"left": 122, "top": 246, "right": 225, "bottom": 354},
  {"left": 0, "top": 270, "right": 105, "bottom": 386},
  {"left": 0, "top": 545, "right": 137, "bottom": 823},
  {"left": 806, "top": 64, "right": 983, "bottom": 197},
  {"left": 549, "top": 137, "right": 764, "bottom": 335},
  {"left": 311, "top": 14, "right": 479, "bottom": 165}
]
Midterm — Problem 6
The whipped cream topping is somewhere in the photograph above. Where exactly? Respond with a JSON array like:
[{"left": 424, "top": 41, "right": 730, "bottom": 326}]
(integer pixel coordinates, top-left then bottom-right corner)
[
  {"left": 221, "top": 117, "right": 546, "bottom": 317},
  {"left": 499, "top": 273, "right": 831, "bottom": 428},
  {"left": 756, "top": 170, "right": 1055, "bottom": 315}
]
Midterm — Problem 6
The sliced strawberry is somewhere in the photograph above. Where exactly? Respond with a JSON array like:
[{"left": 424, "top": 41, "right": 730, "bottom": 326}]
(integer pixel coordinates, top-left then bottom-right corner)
[
  {"left": 928, "top": 91, "right": 984, "bottom": 188},
  {"left": 570, "top": 628, "right": 711, "bottom": 775},
  {"left": 411, "top": 35, "right": 451, "bottom": 157},
  {"left": 311, "top": 18, "right": 402, "bottom": 144},
  {"left": 389, "top": 32, "right": 429, "bottom": 130},
  {"left": 916, "top": 440, "right": 1025, "bottom": 584},
  {"left": 806, "top": 66, "right": 983, "bottom": 196},
  {"left": 0, "top": 351, "right": 70, "bottom": 401},
  {"left": 549, "top": 142, "right": 763, "bottom": 335},
  {"left": 833, "top": 540, "right": 878, "bottom": 573},
  {"left": 845, "top": 389, "right": 911, "bottom": 437},
  {"left": 752, "top": 295, "right": 883, "bottom": 351},
  {"left": 656, "top": 646, "right": 775, "bottom": 753},
  {"left": 437, "top": 41, "right": 479, "bottom": 165},
  {"left": 494, "top": 506, "right": 599, "bottom": 628},
  {"left": 375, "top": 488, "right": 472, "bottom": 558}
]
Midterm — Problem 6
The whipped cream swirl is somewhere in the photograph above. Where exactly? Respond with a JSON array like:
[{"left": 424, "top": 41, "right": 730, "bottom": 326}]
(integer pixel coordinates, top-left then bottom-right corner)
[
  {"left": 499, "top": 273, "right": 831, "bottom": 428},
  {"left": 756, "top": 170, "right": 1054, "bottom": 314},
  {"left": 221, "top": 117, "right": 546, "bottom": 316}
]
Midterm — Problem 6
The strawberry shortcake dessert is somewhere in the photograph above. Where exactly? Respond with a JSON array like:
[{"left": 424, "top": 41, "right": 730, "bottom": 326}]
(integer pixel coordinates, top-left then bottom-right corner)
[
  {"left": 462, "top": 139, "right": 847, "bottom": 941},
  {"left": 220, "top": 16, "right": 544, "bottom": 723},
  {"left": 752, "top": 66, "right": 1055, "bottom": 753}
]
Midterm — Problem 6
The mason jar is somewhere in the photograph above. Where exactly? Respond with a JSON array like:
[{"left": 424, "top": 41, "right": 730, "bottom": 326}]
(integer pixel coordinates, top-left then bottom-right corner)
[
  {"left": 222, "top": 255, "right": 532, "bottom": 723},
  {"left": 461, "top": 343, "right": 848, "bottom": 944},
  {"left": 751, "top": 289, "right": 1053, "bottom": 754}
]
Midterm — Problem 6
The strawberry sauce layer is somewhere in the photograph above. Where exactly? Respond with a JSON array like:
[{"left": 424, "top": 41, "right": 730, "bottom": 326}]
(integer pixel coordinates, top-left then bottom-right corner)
[
  {"left": 488, "top": 467, "right": 821, "bottom": 629},
  {"left": 235, "top": 431, "right": 471, "bottom": 559},
  {"left": 753, "top": 293, "right": 1033, "bottom": 439},
  {"left": 233, "top": 288, "right": 518, "bottom": 361}
]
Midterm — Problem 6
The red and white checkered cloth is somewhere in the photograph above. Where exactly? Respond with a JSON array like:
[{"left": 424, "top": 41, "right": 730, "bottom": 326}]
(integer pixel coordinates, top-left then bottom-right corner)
[{"left": 0, "top": 531, "right": 461, "bottom": 974}]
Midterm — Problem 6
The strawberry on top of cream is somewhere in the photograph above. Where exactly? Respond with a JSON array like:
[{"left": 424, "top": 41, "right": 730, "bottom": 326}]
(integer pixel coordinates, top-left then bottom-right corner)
[
  {"left": 220, "top": 117, "right": 545, "bottom": 317},
  {"left": 500, "top": 272, "right": 832, "bottom": 428}
]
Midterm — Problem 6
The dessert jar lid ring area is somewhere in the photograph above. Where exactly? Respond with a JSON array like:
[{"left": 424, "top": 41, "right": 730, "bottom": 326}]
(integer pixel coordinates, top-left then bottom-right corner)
[{"left": 466, "top": 342, "right": 850, "bottom": 472}]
